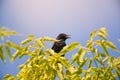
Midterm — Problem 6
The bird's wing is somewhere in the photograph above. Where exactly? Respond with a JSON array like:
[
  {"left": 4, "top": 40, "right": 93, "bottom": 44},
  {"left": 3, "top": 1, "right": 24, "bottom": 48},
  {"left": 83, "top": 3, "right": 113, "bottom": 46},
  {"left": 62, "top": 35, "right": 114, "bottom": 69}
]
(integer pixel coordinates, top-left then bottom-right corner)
[{"left": 52, "top": 41, "right": 66, "bottom": 53}]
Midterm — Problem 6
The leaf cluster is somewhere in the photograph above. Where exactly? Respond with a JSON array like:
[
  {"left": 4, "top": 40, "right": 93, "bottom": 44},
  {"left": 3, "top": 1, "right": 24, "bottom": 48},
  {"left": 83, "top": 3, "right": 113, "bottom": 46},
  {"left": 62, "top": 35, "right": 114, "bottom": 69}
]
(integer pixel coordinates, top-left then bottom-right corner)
[{"left": 0, "top": 27, "right": 120, "bottom": 80}]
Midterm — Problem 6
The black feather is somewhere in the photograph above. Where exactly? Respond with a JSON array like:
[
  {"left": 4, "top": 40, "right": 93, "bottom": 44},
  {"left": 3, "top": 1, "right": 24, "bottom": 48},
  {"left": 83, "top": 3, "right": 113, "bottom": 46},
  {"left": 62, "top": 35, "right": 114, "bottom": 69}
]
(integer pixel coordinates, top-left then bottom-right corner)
[{"left": 52, "top": 33, "right": 70, "bottom": 56}]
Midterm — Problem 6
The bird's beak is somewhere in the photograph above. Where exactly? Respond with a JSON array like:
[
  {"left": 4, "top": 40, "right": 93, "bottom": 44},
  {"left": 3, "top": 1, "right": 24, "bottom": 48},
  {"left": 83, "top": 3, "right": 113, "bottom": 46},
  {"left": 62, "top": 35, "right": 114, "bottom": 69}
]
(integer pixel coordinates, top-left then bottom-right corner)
[{"left": 66, "top": 35, "right": 70, "bottom": 39}]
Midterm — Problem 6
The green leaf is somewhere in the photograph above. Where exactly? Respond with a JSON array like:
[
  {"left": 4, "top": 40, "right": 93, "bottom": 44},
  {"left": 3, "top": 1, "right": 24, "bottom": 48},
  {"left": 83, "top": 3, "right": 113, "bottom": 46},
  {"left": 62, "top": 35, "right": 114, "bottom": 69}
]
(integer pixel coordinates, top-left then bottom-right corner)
[
  {"left": 78, "top": 47, "right": 86, "bottom": 62},
  {"left": 28, "top": 34, "right": 34, "bottom": 40},
  {"left": 19, "top": 53, "right": 27, "bottom": 59},
  {"left": 96, "top": 40, "right": 109, "bottom": 56},
  {"left": 57, "top": 63, "right": 64, "bottom": 80},
  {"left": 21, "top": 39, "right": 32, "bottom": 45},
  {"left": 72, "top": 53, "right": 78, "bottom": 64},
  {"left": 11, "top": 50, "right": 20, "bottom": 62},
  {"left": 6, "top": 41, "right": 22, "bottom": 50},
  {"left": 99, "top": 27, "right": 107, "bottom": 35},
  {"left": 24, "top": 46, "right": 30, "bottom": 52},
  {"left": 79, "top": 58, "right": 89, "bottom": 68},
  {"left": 36, "top": 39, "right": 46, "bottom": 48},
  {"left": 4, "top": 44, "right": 12, "bottom": 61},
  {"left": 43, "top": 37, "right": 59, "bottom": 42},
  {"left": 0, "top": 44, "right": 5, "bottom": 63},
  {"left": 108, "top": 57, "right": 114, "bottom": 67},
  {"left": 105, "top": 41, "right": 118, "bottom": 52},
  {"left": 21, "top": 34, "right": 34, "bottom": 45},
  {"left": 90, "top": 29, "right": 97, "bottom": 40},
  {"left": 59, "top": 42, "right": 80, "bottom": 56},
  {"left": 99, "top": 53, "right": 106, "bottom": 57},
  {"left": 0, "top": 27, "right": 17, "bottom": 40},
  {"left": 10, "top": 31, "right": 18, "bottom": 35},
  {"left": 2, "top": 74, "right": 16, "bottom": 80},
  {"left": 67, "top": 42, "right": 80, "bottom": 50},
  {"left": 96, "top": 40, "right": 102, "bottom": 46},
  {"left": 58, "top": 57, "right": 74, "bottom": 73},
  {"left": 97, "top": 32, "right": 107, "bottom": 40},
  {"left": 58, "top": 57, "right": 70, "bottom": 68},
  {"left": 71, "top": 68, "right": 83, "bottom": 79},
  {"left": 97, "top": 27, "right": 107, "bottom": 40},
  {"left": 101, "top": 43, "right": 109, "bottom": 56},
  {"left": 95, "top": 57, "right": 103, "bottom": 65},
  {"left": 91, "top": 48, "right": 99, "bottom": 57},
  {"left": 88, "top": 60, "right": 92, "bottom": 68},
  {"left": 86, "top": 40, "right": 93, "bottom": 48},
  {"left": 46, "top": 49, "right": 56, "bottom": 56},
  {"left": 116, "top": 70, "right": 120, "bottom": 79},
  {"left": 18, "top": 64, "right": 25, "bottom": 69},
  {"left": 103, "top": 57, "right": 109, "bottom": 63}
]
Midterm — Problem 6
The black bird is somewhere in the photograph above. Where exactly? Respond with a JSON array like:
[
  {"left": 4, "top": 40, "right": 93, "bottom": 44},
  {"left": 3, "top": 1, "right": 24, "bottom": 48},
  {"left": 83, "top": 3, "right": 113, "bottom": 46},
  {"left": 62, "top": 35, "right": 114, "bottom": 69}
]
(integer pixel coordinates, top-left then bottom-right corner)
[{"left": 52, "top": 33, "right": 70, "bottom": 56}]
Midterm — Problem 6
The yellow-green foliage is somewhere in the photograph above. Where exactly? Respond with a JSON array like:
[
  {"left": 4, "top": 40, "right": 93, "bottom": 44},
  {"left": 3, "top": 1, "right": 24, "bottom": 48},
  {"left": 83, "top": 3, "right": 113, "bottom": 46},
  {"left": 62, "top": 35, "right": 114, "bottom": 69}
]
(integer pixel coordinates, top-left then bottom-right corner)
[
  {"left": 0, "top": 27, "right": 120, "bottom": 80},
  {"left": 0, "top": 27, "right": 17, "bottom": 63}
]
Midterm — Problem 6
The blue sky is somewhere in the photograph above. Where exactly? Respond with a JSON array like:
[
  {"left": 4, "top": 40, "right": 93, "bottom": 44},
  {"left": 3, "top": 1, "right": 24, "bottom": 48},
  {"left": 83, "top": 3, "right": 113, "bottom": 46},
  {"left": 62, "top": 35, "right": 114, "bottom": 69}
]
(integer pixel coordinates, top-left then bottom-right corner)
[{"left": 0, "top": 0, "right": 120, "bottom": 79}]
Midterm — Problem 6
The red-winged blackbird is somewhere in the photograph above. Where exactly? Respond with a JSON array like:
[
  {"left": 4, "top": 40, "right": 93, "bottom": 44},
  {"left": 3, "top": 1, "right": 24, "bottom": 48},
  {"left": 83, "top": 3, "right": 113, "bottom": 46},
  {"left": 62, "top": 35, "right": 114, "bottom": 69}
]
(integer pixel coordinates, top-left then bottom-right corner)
[{"left": 52, "top": 33, "right": 70, "bottom": 56}]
